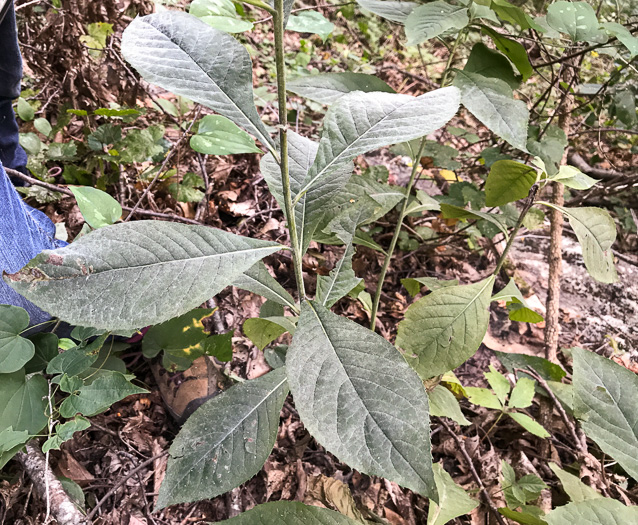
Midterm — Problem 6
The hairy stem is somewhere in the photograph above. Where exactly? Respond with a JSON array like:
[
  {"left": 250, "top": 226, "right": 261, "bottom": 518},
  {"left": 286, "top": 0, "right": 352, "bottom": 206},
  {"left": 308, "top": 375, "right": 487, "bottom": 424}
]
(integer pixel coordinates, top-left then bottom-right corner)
[
  {"left": 493, "top": 185, "right": 539, "bottom": 276},
  {"left": 273, "top": 0, "right": 306, "bottom": 300},
  {"left": 370, "top": 140, "right": 426, "bottom": 329},
  {"left": 369, "top": 26, "right": 466, "bottom": 330}
]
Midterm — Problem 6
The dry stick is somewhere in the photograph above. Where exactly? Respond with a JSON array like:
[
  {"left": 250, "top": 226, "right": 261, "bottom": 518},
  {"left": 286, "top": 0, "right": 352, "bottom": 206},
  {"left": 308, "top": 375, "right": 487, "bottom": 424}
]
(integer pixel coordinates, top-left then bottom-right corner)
[
  {"left": 5, "top": 168, "right": 202, "bottom": 225},
  {"left": 439, "top": 420, "right": 507, "bottom": 525},
  {"left": 16, "top": 442, "right": 88, "bottom": 525},
  {"left": 125, "top": 106, "right": 202, "bottom": 222},
  {"left": 85, "top": 451, "right": 168, "bottom": 522}
]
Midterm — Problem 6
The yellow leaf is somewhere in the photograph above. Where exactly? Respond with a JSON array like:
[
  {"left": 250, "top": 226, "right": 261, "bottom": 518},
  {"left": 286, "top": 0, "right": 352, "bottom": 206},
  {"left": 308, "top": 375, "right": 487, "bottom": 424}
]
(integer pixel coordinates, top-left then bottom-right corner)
[{"left": 440, "top": 169, "right": 459, "bottom": 181}]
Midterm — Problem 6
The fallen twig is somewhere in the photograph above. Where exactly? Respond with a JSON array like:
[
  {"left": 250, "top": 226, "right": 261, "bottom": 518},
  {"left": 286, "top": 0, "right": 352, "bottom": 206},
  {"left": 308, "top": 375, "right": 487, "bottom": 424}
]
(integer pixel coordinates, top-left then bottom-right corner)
[
  {"left": 439, "top": 419, "right": 507, "bottom": 525},
  {"left": 4, "top": 168, "right": 202, "bottom": 225},
  {"left": 16, "top": 442, "right": 88, "bottom": 525},
  {"left": 85, "top": 451, "right": 168, "bottom": 522}
]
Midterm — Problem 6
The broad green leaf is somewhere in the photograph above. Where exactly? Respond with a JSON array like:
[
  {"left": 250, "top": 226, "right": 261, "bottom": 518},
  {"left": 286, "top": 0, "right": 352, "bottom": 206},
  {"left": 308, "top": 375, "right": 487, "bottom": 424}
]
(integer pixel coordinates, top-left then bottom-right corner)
[
  {"left": 464, "top": 42, "right": 519, "bottom": 89},
  {"left": 243, "top": 318, "right": 287, "bottom": 350},
  {"left": 397, "top": 277, "right": 495, "bottom": 379},
  {"left": 546, "top": 1, "right": 602, "bottom": 43},
  {"left": 0, "top": 305, "right": 35, "bottom": 374},
  {"left": 454, "top": 70, "right": 529, "bottom": 151},
  {"left": 6, "top": 221, "right": 282, "bottom": 331},
  {"left": 509, "top": 412, "right": 550, "bottom": 438},
  {"left": 0, "top": 428, "right": 30, "bottom": 469},
  {"left": 508, "top": 378, "right": 535, "bottom": 409},
  {"left": 17, "top": 98, "right": 35, "bottom": 121},
  {"left": 287, "top": 301, "right": 436, "bottom": 498},
  {"left": 499, "top": 508, "right": 548, "bottom": 525},
  {"left": 34, "top": 117, "right": 52, "bottom": 137},
  {"left": 602, "top": 22, "right": 638, "bottom": 57},
  {"left": 142, "top": 309, "right": 213, "bottom": 359},
  {"left": 485, "top": 160, "right": 536, "bottom": 207},
  {"left": 482, "top": 26, "right": 533, "bottom": 82},
  {"left": 0, "top": 369, "right": 48, "bottom": 451},
  {"left": 427, "top": 463, "right": 478, "bottom": 525},
  {"left": 168, "top": 172, "right": 205, "bottom": 203},
  {"left": 540, "top": 204, "right": 618, "bottom": 283},
  {"left": 121, "top": 12, "right": 274, "bottom": 150},
  {"left": 405, "top": 189, "right": 441, "bottom": 215},
  {"left": 401, "top": 277, "right": 458, "bottom": 298},
  {"left": 42, "top": 416, "right": 91, "bottom": 453},
  {"left": 465, "top": 386, "right": 502, "bottom": 410},
  {"left": 70, "top": 186, "right": 122, "bottom": 229},
  {"left": 498, "top": 350, "right": 562, "bottom": 383},
  {"left": 156, "top": 368, "right": 288, "bottom": 509},
  {"left": 47, "top": 333, "right": 109, "bottom": 376},
  {"left": 356, "top": 0, "right": 418, "bottom": 24},
  {"left": 189, "top": 0, "right": 253, "bottom": 33},
  {"left": 261, "top": 132, "right": 354, "bottom": 255},
  {"left": 288, "top": 73, "right": 395, "bottom": 105},
  {"left": 24, "top": 333, "right": 59, "bottom": 374},
  {"left": 302, "top": 87, "right": 460, "bottom": 209},
  {"left": 287, "top": 11, "right": 334, "bottom": 40},
  {"left": 428, "top": 385, "right": 470, "bottom": 426},
  {"left": 572, "top": 347, "right": 638, "bottom": 481},
  {"left": 440, "top": 204, "right": 509, "bottom": 240},
  {"left": 203, "top": 331, "right": 234, "bottom": 362},
  {"left": 191, "top": 115, "right": 261, "bottom": 155},
  {"left": 549, "top": 463, "right": 602, "bottom": 503},
  {"left": 59, "top": 371, "right": 148, "bottom": 418},
  {"left": 232, "top": 262, "right": 296, "bottom": 309},
  {"left": 549, "top": 165, "right": 598, "bottom": 190},
  {"left": 489, "top": 0, "right": 538, "bottom": 30},
  {"left": 545, "top": 498, "right": 638, "bottom": 525},
  {"left": 216, "top": 501, "right": 361, "bottom": 524},
  {"left": 316, "top": 198, "right": 377, "bottom": 307},
  {"left": 485, "top": 365, "right": 510, "bottom": 405},
  {"left": 404, "top": 2, "right": 469, "bottom": 46},
  {"left": 492, "top": 279, "right": 544, "bottom": 324}
]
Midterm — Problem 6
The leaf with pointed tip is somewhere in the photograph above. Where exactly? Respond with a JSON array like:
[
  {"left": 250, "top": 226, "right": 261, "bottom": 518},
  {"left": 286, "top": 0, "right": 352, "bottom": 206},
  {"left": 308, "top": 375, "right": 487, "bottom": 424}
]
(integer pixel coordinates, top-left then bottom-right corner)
[
  {"left": 316, "top": 198, "right": 378, "bottom": 307},
  {"left": 482, "top": 26, "right": 533, "bottom": 82},
  {"left": 545, "top": 498, "right": 638, "bottom": 525},
  {"left": 485, "top": 160, "right": 536, "bottom": 207},
  {"left": 454, "top": 70, "right": 529, "bottom": 151},
  {"left": 397, "top": 277, "right": 495, "bottom": 379},
  {"left": 549, "top": 165, "right": 598, "bottom": 190},
  {"left": 288, "top": 73, "right": 395, "bottom": 105},
  {"left": 6, "top": 221, "right": 282, "bottom": 331},
  {"left": 59, "top": 371, "right": 148, "bottom": 418},
  {"left": 261, "top": 131, "right": 354, "bottom": 255},
  {"left": 121, "top": 12, "right": 274, "bottom": 150},
  {"left": 233, "top": 262, "right": 296, "bottom": 309},
  {"left": 541, "top": 204, "right": 618, "bottom": 283},
  {"left": 156, "top": 368, "right": 288, "bottom": 509},
  {"left": 428, "top": 385, "right": 470, "bottom": 426},
  {"left": 602, "top": 22, "right": 638, "bottom": 57},
  {"left": 492, "top": 279, "right": 544, "bottom": 324},
  {"left": 356, "top": 0, "right": 418, "bottom": 23},
  {"left": 572, "top": 347, "right": 638, "bottom": 481},
  {"left": 404, "top": 1, "right": 469, "bottom": 46},
  {"left": 217, "top": 501, "right": 361, "bottom": 524},
  {"left": 287, "top": 301, "right": 436, "bottom": 498},
  {"left": 301, "top": 88, "right": 460, "bottom": 207},
  {"left": 549, "top": 463, "right": 602, "bottom": 503},
  {"left": 464, "top": 42, "right": 520, "bottom": 89},
  {"left": 427, "top": 463, "right": 478, "bottom": 525},
  {"left": 0, "top": 369, "right": 48, "bottom": 435}
]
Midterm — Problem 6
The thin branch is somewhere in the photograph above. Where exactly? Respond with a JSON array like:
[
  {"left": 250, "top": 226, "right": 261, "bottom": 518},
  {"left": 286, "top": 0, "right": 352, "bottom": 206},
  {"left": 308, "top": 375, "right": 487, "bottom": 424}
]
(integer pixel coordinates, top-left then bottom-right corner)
[
  {"left": 439, "top": 419, "right": 507, "bottom": 525},
  {"left": 5, "top": 168, "right": 202, "bottom": 225}
]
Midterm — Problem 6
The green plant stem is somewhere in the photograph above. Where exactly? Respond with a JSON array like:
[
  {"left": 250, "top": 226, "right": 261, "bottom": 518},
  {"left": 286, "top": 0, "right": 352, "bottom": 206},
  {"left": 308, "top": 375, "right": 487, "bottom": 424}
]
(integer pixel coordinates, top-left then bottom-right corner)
[
  {"left": 243, "top": 0, "right": 276, "bottom": 15},
  {"left": 369, "top": 26, "right": 466, "bottom": 330},
  {"left": 369, "top": 140, "right": 426, "bottom": 330},
  {"left": 273, "top": 0, "right": 305, "bottom": 301},
  {"left": 493, "top": 185, "right": 539, "bottom": 276}
]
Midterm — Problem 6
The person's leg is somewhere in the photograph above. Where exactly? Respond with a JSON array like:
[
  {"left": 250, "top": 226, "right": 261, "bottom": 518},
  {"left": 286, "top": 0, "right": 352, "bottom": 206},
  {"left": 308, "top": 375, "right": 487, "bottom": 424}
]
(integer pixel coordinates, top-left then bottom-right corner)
[{"left": 0, "top": 3, "right": 28, "bottom": 180}]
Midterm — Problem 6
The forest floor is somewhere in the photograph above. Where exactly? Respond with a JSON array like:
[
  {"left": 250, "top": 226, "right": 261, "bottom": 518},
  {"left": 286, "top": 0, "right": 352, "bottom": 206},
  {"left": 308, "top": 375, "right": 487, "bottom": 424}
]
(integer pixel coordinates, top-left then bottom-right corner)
[{"left": 2, "top": 1, "right": 637, "bottom": 524}]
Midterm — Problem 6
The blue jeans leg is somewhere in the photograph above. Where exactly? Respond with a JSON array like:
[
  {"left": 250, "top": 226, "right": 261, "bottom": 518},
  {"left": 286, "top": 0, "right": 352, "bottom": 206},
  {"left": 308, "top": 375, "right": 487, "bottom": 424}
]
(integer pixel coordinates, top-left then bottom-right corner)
[{"left": 0, "top": 3, "right": 28, "bottom": 179}]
